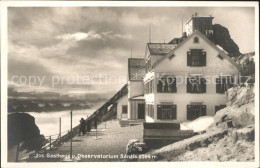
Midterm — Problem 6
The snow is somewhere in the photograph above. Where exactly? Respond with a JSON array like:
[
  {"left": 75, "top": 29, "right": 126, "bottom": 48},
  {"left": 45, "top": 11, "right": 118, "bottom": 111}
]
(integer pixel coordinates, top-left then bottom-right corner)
[{"left": 180, "top": 116, "right": 214, "bottom": 132}]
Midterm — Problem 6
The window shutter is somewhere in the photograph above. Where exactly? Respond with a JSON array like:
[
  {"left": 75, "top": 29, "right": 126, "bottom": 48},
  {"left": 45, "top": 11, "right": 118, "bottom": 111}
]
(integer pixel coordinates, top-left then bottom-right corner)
[
  {"left": 201, "top": 105, "right": 206, "bottom": 116},
  {"left": 173, "top": 78, "right": 177, "bottom": 93},
  {"left": 144, "top": 83, "right": 146, "bottom": 94},
  {"left": 230, "top": 77, "right": 234, "bottom": 87},
  {"left": 145, "top": 104, "right": 148, "bottom": 116},
  {"left": 157, "top": 80, "right": 162, "bottom": 93},
  {"left": 187, "top": 105, "right": 192, "bottom": 120},
  {"left": 215, "top": 105, "right": 219, "bottom": 114},
  {"left": 151, "top": 105, "right": 154, "bottom": 118},
  {"left": 172, "top": 105, "right": 177, "bottom": 119},
  {"left": 201, "top": 78, "right": 206, "bottom": 93},
  {"left": 151, "top": 80, "right": 154, "bottom": 93},
  {"left": 202, "top": 52, "right": 206, "bottom": 66},
  {"left": 187, "top": 78, "right": 191, "bottom": 93},
  {"left": 157, "top": 105, "right": 162, "bottom": 119},
  {"left": 216, "top": 78, "right": 221, "bottom": 93},
  {"left": 187, "top": 51, "right": 192, "bottom": 66}
]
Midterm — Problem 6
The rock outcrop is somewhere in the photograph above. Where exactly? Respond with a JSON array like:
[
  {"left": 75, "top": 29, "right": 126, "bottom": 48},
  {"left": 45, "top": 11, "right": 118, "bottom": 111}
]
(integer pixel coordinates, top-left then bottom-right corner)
[
  {"left": 213, "top": 86, "right": 255, "bottom": 129},
  {"left": 211, "top": 24, "right": 241, "bottom": 57},
  {"left": 8, "top": 113, "right": 46, "bottom": 151},
  {"left": 232, "top": 52, "right": 255, "bottom": 76}
]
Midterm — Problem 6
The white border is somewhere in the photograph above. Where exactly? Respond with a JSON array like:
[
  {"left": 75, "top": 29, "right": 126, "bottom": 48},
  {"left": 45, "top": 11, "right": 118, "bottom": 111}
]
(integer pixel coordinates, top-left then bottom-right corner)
[{"left": 1, "top": 1, "right": 259, "bottom": 168}]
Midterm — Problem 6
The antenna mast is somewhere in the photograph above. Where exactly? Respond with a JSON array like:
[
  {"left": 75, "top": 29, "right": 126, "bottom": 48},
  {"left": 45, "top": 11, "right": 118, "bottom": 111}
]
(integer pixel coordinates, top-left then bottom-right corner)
[
  {"left": 182, "top": 17, "right": 183, "bottom": 35},
  {"left": 131, "top": 48, "right": 132, "bottom": 58},
  {"left": 149, "top": 26, "right": 151, "bottom": 43}
]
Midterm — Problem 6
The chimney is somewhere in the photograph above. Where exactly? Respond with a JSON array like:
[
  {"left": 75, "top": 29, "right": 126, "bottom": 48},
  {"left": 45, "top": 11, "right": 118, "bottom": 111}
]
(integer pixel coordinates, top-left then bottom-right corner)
[{"left": 195, "top": 12, "right": 198, "bottom": 17}]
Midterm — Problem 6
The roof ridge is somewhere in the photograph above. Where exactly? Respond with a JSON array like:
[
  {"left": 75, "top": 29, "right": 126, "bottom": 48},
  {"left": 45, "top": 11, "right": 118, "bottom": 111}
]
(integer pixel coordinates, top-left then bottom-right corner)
[{"left": 152, "top": 30, "right": 241, "bottom": 71}]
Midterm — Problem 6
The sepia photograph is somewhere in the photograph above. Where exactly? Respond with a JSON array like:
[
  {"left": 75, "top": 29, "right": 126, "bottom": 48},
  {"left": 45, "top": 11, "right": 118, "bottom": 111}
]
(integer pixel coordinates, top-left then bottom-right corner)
[{"left": 1, "top": 1, "right": 259, "bottom": 168}]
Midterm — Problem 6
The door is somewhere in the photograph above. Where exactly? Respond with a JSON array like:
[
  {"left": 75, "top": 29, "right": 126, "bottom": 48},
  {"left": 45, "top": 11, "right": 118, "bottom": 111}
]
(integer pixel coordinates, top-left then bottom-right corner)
[{"left": 138, "top": 104, "right": 145, "bottom": 119}]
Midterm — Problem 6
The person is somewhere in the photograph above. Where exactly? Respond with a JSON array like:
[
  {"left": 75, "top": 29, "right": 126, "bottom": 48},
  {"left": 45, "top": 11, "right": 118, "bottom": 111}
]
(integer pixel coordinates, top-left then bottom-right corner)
[
  {"left": 79, "top": 118, "right": 86, "bottom": 136},
  {"left": 86, "top": 119, "right": 91, "bottom": 132}
]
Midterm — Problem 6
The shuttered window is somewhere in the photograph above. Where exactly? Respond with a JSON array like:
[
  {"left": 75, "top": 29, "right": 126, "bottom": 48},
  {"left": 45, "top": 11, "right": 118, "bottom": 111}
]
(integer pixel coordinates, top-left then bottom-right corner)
[
  {"left": 216, "top": 76, "right": 234, "bottom": 93},
  {"left": 187, "top": 105, "right": 206, "bottom": 120},
  {"left": 157, "top": 105, "right": 177, "bottom": 120},
  {"left": 187, "top": 49, "right": 206, "bottom": 66},
  {"left": 157, "top": 76, "right": 177, "bottom": 93},
  {"left": 187, "top": 77, "right": 206, "bottom": 93},
  {"left": 215, "top": 105, "right": 226, "bottom": 114}
]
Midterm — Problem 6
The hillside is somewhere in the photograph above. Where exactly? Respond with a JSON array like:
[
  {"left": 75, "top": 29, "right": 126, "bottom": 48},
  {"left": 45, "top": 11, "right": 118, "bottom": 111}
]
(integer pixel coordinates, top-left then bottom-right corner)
[{"left": 151, "top": 84, "right": 255, "bottom": 161}]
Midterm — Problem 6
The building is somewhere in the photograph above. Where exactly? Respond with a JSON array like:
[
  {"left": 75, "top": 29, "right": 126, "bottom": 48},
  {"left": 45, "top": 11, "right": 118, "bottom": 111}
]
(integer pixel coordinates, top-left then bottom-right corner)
[
  {"left": 143, "top": 30, "right": 240, "bottom": 123},
  {"left": 117, "top": 58, "right": 146, "bottom": 124},
  {"left": 185, "top": 13, "right": 214, "bottom": 37},
  {"left": 118, "top": 14, "right": 240, "bottom": 128}
]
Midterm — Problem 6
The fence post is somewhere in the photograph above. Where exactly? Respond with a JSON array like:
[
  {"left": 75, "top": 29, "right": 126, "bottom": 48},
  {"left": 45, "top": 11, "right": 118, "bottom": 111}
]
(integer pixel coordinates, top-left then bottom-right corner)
[
  {"left": 70, "top": 110, "right": 73, "bottom": 159},
  {"left": 15, "top": 142, "right": 20, "bottom": 162},
  {"left": 49, "top": 136, "right": 52, "bottom": 150},
  {"left": 59, "top": 117, "right": 61, "bottom": 145},
  {"left": 96, "top": 124, "right": 98, "bottom": 139}
]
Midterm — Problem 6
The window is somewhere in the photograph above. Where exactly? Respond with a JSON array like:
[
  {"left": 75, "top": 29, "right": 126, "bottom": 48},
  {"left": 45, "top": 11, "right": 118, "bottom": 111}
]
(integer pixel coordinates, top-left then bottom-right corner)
[
  {"left": 157, "top": 105, "right": 177, "bottom": 120},
  {"left": 145, "top": 80, "right": 154, "bottom": 94},
  {"left": 187, "top": 49, "right": 206, "bottom": 66},
  {"left": 215, "top": 105, "right": 226, "bottom": 114},
  {"left": 194, "top": 37, "right": 199, "bottom": 43},
  {"left": 122, "top": 105, "right": 128, "bottom": 114},
  {"left": 146, "top": 57, "right": 152, "bottom": 72},
  {"left": 146, "top": 104, "right": 154, "bottom": 118},
  {"left": 157, "top": 76, "right": 177, "bottom": 93},
  {"left": 187, "top": 105, "right": 206, "bottom": 120},
  {"left": 216, "top": 76, "right": 234, "bottom": 93},
  {"left": 187, "top": 77, "right": 206, "bottom": 93}
]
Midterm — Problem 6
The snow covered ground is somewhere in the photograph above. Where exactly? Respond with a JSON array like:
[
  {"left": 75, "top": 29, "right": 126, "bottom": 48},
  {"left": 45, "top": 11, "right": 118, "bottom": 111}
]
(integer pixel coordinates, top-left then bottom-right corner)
[{"left": 180, "top": 116, "right": 214, "bottom": 133}]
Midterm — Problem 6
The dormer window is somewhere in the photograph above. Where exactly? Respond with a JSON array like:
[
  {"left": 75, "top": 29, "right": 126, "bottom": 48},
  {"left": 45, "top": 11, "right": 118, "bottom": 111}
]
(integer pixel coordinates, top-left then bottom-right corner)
[
  {"left": 187, "top": 49, "right": 206, "bottom": 66},
  {"left": 194, "top": 37, "right": 199, "bottom": 43}
]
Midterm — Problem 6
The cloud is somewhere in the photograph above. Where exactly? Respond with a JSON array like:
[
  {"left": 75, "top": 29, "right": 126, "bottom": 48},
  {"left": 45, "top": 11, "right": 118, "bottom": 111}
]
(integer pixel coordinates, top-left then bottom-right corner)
[{"left": 56, "top": 31, "right": 102, "bottom": 41}]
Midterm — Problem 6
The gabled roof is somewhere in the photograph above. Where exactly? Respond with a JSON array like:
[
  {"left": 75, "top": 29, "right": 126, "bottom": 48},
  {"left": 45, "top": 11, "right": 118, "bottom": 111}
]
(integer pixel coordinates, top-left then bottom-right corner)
[
  {"left": 153, "top": 30, "right": 242, "bottom": 71},
  {"left": 128, "top": 58, "right": 145, "bottom": 81},
  {"left": 147, "top": 43, "right": 177, "bottom": 55}
]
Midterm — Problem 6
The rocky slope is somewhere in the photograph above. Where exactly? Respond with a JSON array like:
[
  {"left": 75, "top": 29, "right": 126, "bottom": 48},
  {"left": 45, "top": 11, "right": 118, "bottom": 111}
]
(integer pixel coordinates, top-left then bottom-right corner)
[
  {"left": 151, "top": 85, "right": 255, "bottom": 161},
  {"left": 232, "top": 52, "right": 255, "bottom": 76},
  {"left": 8, "top": 113, "right": 46, "bottom": 151},
  {"left": 211, "top": 24, "right": 241, "bottom": 57}
]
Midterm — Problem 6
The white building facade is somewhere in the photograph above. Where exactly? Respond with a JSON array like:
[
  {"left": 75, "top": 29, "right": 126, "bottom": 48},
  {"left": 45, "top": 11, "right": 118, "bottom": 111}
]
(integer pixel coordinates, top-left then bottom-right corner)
[{"left": 143, "top": 31, "right": 240, "bottom": 123}]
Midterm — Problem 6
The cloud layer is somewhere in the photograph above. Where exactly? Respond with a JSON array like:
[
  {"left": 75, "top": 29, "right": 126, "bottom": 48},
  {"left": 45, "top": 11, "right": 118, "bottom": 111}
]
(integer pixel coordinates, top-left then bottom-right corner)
[{"left": 8, "top": 7, "right": 255, "bottom": 102}]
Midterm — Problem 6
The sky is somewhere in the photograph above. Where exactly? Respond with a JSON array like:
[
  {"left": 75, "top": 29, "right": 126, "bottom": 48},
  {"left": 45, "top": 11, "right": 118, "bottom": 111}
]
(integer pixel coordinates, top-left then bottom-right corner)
[{"left": 7, "top": 7, "right": 255, "bottom": 103}]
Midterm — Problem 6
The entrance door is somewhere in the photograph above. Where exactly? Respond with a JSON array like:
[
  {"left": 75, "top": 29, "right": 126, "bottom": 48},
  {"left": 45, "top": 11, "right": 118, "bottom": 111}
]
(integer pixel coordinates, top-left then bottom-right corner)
[{"left": 138, "top": 104, "right": 145, "bottom": 119}]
